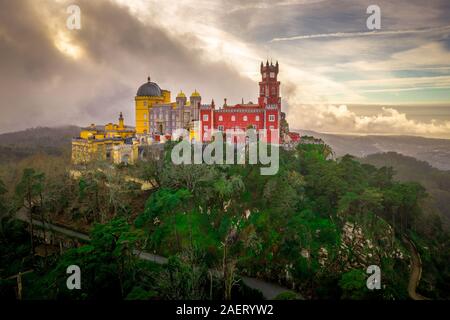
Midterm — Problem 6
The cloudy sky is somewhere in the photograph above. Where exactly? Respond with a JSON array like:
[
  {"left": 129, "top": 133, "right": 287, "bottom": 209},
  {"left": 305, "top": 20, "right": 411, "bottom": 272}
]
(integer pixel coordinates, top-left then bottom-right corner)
[{"left": 1, "top": 0, "right": 450, "bottom": 138}]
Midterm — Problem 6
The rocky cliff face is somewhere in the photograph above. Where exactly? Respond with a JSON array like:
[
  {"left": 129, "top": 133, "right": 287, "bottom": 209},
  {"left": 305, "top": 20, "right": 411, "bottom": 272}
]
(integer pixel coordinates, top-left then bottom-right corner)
[{"left": 337, "top": 221, "right": 406, "bottom": 271}]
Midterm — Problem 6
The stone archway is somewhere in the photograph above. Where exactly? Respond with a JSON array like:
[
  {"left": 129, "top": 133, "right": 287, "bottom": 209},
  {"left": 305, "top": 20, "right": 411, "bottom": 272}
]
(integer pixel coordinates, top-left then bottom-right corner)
[
  {"left": 122, "top": 154, "right": 130, "bottom": 165},
  {"left": 158, "top": 122, "right": 164, "bottom": 134}
]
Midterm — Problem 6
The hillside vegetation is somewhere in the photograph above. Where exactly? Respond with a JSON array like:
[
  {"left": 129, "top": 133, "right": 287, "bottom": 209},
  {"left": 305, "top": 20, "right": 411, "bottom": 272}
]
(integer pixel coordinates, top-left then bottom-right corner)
[
  {"left": 1, "top": 140, "right": 449, "bottom": 300},
  {"left": 360, "top": 152, "right": 450, "bottom": 224}
]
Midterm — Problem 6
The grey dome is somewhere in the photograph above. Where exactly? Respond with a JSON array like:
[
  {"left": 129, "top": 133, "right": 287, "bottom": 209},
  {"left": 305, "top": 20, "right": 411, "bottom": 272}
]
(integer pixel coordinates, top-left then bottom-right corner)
[{"left": 136, "top": 77, "right": 162, "bottom": 97}]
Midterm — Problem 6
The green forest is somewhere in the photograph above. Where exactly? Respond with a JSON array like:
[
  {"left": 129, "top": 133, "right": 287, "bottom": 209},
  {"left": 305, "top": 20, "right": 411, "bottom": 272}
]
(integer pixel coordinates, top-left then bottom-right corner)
[{"left": 0, "top": 139, "right": 449, "bottom": 300}]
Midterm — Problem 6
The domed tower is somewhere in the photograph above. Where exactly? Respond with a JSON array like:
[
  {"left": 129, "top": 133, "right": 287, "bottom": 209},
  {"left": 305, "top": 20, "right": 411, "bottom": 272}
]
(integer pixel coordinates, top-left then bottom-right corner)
[
  {"left": 190, "top": 89, "right": 201, "bottom": 121},
  {"left": 135, "top": 76, "right": 165, "bottom": 135},
  {"left": 176, "top": 90, "right": 187, "bottom": 108}
]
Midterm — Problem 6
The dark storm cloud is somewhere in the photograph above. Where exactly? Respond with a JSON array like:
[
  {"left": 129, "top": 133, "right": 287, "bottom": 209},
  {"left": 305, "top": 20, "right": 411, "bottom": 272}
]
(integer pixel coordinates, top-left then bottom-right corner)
[
  {"left": 0, "top": 1, "right": 67, "bottom": 79},
  {"left": 0, "top": 0, "right": 256, "bottom": 133}
]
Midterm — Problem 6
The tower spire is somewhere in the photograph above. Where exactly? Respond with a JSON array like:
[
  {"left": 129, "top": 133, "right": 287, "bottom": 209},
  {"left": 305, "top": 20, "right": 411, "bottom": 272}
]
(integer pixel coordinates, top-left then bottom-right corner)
[{"left": 119, "top": 112, "right": 124, "bottom": 129}]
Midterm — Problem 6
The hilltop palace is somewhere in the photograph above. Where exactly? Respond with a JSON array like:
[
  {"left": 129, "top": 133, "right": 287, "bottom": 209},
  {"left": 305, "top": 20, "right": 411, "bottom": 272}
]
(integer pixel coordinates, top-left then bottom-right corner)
[{"left": 71, "top": 61, "right": 300, "bottom": 165}]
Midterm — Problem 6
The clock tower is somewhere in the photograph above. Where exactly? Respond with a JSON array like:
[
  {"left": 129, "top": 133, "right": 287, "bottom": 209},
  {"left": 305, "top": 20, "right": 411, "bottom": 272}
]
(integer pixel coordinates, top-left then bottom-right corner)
[{"left": 258, "top": 60, "right": 281, "bottom": 109}]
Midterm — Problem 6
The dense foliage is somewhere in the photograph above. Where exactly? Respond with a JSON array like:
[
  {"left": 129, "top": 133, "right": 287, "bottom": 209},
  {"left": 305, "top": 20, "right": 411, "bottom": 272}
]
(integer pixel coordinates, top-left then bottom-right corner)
[{"left": 0, "top": 141, "right": 449, "bottom": 300}]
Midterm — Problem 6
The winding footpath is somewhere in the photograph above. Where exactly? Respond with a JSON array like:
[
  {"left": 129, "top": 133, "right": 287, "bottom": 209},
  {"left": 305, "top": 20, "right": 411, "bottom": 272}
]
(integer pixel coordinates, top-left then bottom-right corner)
[
  {"left": 15, "top": 209, "right": 432, "bottom": 300},
  {"left": 402, "top": 235, "right": 430, "bottom": 300},
  {"left": 14, "top": 208, "right": 293, "bottom": 300}
]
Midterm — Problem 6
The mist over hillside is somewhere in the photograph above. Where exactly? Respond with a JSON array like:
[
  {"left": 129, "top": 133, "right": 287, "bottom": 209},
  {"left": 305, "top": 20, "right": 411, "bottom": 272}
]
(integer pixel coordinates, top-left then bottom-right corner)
[
  {"left": 360, "top": 152, "right": 450, "bottom": 225},
  {"left": 0, "top": 126, "right": 80, "bottom": 146},
  {"left": 0, "top": 126, "right": 80, "bottom": 163},
  {"left": 295, "top": 130, "right": 450, "bottom": 171}
]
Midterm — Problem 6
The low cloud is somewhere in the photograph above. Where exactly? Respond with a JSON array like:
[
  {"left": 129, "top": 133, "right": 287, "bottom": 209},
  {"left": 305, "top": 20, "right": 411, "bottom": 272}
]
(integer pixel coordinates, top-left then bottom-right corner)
[
  {"left": 286, "top": 102, "right": 450, "bottom": 139},
  {"left": 283, "top": 79, "right": 450, "bottom": 138}
]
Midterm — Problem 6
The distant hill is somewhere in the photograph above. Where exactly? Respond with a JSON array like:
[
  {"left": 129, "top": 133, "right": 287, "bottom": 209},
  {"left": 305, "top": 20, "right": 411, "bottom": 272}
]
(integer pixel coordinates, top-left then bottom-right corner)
[
  {"left": 1, "top": 126, "right": 449, "bottom": 169},
  {"left": 0, "top": 126, "right": 80, "bottom": 163},
  {"left": 0, "top": 126, "right": 448, "bottom": 225},
  {"left": 295, "top": 130, "right": 450, "bottom": 171},
  {"left": 360, "top": 152, "right": 450, "bottom": 224}
]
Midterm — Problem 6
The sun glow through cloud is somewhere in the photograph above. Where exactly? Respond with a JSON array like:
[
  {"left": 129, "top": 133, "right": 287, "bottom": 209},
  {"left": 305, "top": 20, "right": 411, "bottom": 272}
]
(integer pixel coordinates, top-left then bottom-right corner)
[{"left": 54, "top": 31, "right": 83, "bottom": 59}]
